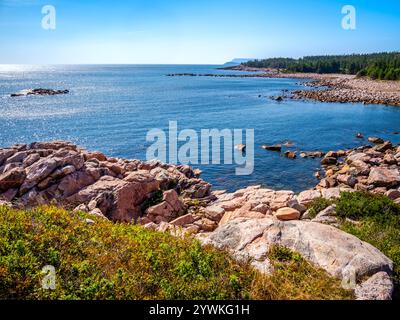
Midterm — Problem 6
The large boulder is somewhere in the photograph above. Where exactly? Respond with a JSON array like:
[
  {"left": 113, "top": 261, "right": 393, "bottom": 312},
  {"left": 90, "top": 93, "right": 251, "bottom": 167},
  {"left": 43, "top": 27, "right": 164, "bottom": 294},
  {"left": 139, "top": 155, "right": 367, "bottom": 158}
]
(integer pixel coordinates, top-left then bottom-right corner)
[
  {"left": 68, "top": 172, "right": 160, "bottom": 221},
  {"left": 274, "top": 207, "right": 300, "bottom": 221},
  {"left": 146, "top": 189, "right": 184, "bottom": 223},
  {"left": 0, "top": 167, "right": 26, "bottom": 192},
  {"left": 354, "top": 271, "right": 393, "bottom": 300},
  {"left": 297, "top": 189, "right": 321, "bottom": 206},
  {"left": 346, "top": 152, "right": 370, "bottom": 164},
  {"left": 5, "top": 151, "right": 29, "bottom": 164},
  {"left": 56, "top": 168, "right": 98, "bottom": 198},
  {"left": 0, "top": 149, "right": 17, "bottom": 166},
  {"left": 200, "top": 217, "right": 393, "bottom": 299},
  {"left": 367, "top": 167, "right": 400, "bottom": 188},
  {"left": 19, "top": 157, "right": 59, "bottom": 194},
  {"left": 146, "top": 201, "right": 176, "bottom": 223}
]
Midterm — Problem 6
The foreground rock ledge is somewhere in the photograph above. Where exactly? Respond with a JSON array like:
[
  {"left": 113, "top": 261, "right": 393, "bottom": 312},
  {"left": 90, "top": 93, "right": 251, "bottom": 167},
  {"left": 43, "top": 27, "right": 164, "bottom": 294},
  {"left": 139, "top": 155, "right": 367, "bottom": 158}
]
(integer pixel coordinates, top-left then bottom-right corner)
[
  {"left": 0, "top": 140, "right": 396, "bottom": 300},
  {"left": 0, "top": 141, "right": 211, "bottom": 226},
  {"left": 198, "top": 217, "right": 393, "bottom": 300}
]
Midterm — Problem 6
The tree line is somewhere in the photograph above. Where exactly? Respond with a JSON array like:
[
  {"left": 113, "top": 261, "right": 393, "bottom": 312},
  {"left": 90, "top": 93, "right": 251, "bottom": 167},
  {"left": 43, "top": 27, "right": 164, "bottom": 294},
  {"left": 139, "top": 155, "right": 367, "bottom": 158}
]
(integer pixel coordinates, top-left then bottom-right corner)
[{"left": 243, "top": 52, "right": 400, "bottom": 80}]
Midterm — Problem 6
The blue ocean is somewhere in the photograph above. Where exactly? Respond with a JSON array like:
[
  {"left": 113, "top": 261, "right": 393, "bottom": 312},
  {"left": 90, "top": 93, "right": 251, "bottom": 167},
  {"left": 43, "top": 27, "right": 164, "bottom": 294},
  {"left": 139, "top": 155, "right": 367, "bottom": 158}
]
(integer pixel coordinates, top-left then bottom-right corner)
[{"left": 1, "top": 64, "right": 399, "bottom": 192}]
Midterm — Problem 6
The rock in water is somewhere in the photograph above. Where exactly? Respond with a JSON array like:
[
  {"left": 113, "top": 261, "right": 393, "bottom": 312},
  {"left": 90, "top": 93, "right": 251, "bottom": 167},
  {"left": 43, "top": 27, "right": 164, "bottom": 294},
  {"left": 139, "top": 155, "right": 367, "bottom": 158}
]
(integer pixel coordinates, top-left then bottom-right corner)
[
  {"left": 284, "top": 151, "right": 296, "bottom": 159},
  {"left": 235, "top": 144, "right": 246, "bottom": 152},
  {"left": 11, "top": 88, "right": 69, "bottom": 97},
  {"left": 368, "top": 137, "right": 384, "bottom": 144},
  {"left": 262, "top": 144, "right": 282, "bottom": 152}
]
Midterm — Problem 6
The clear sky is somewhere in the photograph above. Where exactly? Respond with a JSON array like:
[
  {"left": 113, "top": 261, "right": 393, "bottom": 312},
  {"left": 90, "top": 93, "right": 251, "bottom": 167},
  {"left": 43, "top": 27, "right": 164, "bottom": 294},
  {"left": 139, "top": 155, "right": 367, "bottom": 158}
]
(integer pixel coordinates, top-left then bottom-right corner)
[{"left": 0, "top": 0, "right": 399, "bottom": 64}]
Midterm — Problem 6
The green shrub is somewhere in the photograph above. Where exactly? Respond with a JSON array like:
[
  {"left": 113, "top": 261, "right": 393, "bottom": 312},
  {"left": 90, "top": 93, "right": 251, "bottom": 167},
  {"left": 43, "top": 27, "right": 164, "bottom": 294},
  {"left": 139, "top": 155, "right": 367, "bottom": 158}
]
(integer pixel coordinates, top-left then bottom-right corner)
[
  {"left": 0, "top": 205, "right": 352, "bottom": 300},
  {"left": 141, "top": 190, "right": 163, "bottom": 211},
  {"left": 251, "top": 246, "right": 353, "bottom": 300},
  {"left": 336, "top": 192, "right": 400, "bottom": 298},
  {"left": 269, "top": 246, "right": 302, "bottom": 263},
  {"left": 307, "top": 197, "right": 334, "bottom": 218},
  {"left": 336, "top": 191, "right": 400, "bottom": 220}
]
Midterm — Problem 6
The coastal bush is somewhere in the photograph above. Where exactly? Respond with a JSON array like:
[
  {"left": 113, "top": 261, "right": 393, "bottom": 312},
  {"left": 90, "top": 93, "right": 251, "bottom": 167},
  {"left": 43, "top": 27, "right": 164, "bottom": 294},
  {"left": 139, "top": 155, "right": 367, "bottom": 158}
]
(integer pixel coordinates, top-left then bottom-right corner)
[
  {"left": 307, "top": 197, "right": 334, "bottom": 218},
  {"left": 336, "top": 192, "right": 400, "bottom": 297},
  {"left": 336, "top": 191, "right": 400, "bottom": 220},
  {"left": 251, "top": 246, "right": 353, "bottom": 300},
  {"left": 306, "top": 191, "right": 400, "bottom": 297},
  {"left": 0, "top": 205, "right": 352, "bottom": 300}
]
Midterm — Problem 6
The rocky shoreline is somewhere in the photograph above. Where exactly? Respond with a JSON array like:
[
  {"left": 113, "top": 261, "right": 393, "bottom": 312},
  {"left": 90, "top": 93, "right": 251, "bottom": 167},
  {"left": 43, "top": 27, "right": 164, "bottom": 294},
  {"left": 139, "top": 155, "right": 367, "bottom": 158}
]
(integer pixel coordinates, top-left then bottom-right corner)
[
  {"left": 292, "top": 76, "right": 400, "bottom": 106},
  {"left": 1, "top": 140, "right": 399, "bottom": 300},
  {"left": 168, "top": 66, "right": 400, "bottom": 107}
]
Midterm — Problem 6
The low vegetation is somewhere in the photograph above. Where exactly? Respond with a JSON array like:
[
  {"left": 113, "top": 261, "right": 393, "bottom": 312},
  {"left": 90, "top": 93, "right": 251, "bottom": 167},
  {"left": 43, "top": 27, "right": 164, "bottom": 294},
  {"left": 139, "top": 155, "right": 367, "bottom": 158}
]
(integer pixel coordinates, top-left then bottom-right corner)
[
  {"left": 308, "top": 191, "right": 400, "bottom": 297},
  {"left": 306, "top": 197, "right": 334, "bottom": 219},
  {"left": 244, "top": 52, "right": 400, "bottom": 80},
  {"left": 0, "top": 205, "right": 352, "bottom": 300}
]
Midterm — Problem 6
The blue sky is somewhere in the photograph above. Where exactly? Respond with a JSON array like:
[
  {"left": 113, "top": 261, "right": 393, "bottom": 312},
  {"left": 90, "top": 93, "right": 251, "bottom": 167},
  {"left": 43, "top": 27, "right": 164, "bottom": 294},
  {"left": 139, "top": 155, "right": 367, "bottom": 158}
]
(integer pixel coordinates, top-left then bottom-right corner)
[{"left": 0, "top": 0, "right": 399, "bottom": 64}]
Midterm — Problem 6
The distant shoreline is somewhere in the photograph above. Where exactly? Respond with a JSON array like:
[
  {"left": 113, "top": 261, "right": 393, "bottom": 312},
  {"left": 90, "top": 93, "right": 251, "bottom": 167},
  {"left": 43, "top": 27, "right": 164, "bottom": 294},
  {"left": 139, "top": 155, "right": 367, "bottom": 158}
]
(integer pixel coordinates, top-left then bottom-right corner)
[{"left": 169, "top": 65, "right": 400, "bottom": 107}]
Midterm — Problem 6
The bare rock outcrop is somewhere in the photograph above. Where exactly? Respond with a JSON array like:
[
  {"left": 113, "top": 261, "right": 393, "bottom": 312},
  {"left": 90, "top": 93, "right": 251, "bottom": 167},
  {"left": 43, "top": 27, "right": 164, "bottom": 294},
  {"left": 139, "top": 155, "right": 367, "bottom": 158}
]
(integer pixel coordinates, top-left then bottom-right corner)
[
  {"left": 199, "top": 217, "right": 393, "bottom": 300},
  {"left": 0, "top": 141, "right": 211, "bottom": 222}
]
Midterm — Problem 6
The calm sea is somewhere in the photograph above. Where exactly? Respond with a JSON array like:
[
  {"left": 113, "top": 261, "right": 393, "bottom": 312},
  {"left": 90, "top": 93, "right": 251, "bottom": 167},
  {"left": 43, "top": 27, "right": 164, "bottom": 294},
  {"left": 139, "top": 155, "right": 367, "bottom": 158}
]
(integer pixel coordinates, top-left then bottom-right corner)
[{"left": 1, "top": 64, "right": 399, "bottom": 192}]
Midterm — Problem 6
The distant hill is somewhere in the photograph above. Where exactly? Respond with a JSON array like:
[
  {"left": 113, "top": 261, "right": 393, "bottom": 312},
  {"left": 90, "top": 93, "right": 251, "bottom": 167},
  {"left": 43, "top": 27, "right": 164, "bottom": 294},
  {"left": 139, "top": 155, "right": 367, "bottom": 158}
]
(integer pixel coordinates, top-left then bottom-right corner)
[{"left": 222, "top": 58, "right": 253, "bottom": 67}]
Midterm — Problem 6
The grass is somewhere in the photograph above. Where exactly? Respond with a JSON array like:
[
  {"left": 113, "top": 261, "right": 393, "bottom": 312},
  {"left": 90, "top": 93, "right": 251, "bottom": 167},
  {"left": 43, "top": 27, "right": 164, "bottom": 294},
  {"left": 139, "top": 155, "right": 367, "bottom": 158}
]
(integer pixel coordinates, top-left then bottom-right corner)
[
  {"left": 0, "top": 205, "right": 352, "bottom": 300},
  {"left": 308, "top": 191, "right": 400, "bottom": 298},
  {"left": 253, "top": 246, "right": 353, "bottom": 300}
]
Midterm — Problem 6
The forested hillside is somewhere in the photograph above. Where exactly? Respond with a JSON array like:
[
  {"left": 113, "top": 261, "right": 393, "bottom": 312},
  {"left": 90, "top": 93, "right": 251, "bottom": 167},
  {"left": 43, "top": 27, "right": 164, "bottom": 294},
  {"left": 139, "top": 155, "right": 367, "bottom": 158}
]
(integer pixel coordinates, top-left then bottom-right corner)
[{"left": 244, "top": 52, "right": 400, "bottom": 80}]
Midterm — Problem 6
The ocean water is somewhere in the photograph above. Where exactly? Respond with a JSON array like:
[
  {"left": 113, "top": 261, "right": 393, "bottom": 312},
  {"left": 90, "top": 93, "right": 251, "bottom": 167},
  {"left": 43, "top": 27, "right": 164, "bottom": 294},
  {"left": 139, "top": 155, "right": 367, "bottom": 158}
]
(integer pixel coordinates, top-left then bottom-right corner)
[{"left": 0, "top": 64, "right": 399, "bottom": 192}]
